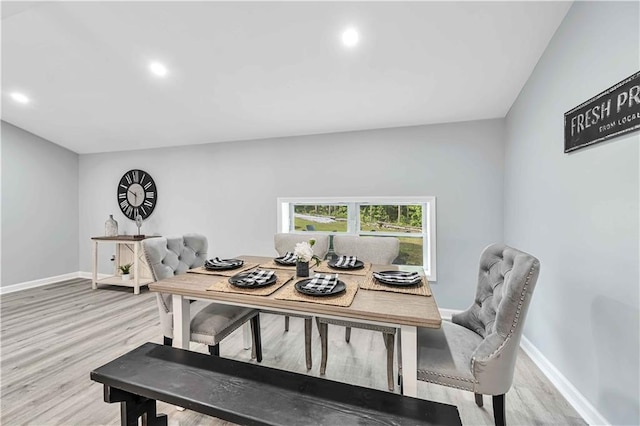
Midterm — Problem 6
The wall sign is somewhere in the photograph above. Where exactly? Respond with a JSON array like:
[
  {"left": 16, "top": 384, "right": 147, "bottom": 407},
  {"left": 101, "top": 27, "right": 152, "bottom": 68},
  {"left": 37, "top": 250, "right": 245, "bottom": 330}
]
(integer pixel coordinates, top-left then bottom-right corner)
[{"left": 564, "top": 71, "right": 640, "bottom": 153}]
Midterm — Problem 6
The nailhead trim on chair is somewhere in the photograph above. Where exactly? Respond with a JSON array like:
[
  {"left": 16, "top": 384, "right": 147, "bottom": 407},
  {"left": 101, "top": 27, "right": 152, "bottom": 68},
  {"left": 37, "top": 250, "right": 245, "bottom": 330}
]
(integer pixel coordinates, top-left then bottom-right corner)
[
  {"left": 471, "top": 260, "right": 538, "bottom": 377},
  {"left": 417, "top": 373, "right": 476, "bottom": 392}
]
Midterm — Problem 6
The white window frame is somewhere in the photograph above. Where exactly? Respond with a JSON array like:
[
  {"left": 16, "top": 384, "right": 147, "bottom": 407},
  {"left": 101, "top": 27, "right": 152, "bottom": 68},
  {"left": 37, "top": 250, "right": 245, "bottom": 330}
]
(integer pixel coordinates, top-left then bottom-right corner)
[{"left": 277, "top": 196, "right": 437, "bottom": 281}]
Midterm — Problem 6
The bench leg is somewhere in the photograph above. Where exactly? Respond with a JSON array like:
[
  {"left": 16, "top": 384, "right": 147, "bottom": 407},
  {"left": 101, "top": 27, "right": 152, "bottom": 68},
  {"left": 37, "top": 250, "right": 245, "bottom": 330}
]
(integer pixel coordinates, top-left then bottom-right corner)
[
  {"left": 163, "top": 336, "right": 172, "bottom": 347},
  {"left": 284, "top": 316, "right": 290, "bottom": 332},
  {"left": 320, "top": 322, "right": 328, "bottom": 375},
  {"left": 475, "top": 393, "right": 484, "bottom": 407},
  {"left": 104, "top": 386, "right": 167, "bottom": 426},
  {"left": 250, "top": 314, "right": 262, "bottom": 363},
  {"left": 345, "top": 327, "right": 351, "bottom": 343}
]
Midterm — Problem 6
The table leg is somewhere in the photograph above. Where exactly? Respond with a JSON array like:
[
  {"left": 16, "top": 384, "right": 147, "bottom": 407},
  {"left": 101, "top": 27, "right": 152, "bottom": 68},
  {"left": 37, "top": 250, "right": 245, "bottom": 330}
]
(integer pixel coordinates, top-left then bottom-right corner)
[
  {"left": 242, "top": 322, "right": 251, "bottom": 350},
  {"left": 172, "top": 295, "right": 190, "bottom": 349},
  {"left": 400, "top": 325, "right": 418, "bottom": 397},
  {"left": 133, "top": 242, "right": 140, "bottom": 295},
  {"left": 92, "top": 241, "right": 98, "bottom": 290}
]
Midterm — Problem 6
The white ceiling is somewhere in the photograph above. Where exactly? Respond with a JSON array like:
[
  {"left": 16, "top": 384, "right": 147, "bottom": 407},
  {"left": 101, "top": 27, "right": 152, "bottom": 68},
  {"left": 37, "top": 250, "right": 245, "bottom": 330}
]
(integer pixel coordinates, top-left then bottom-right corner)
[{"left": 1, "top": 1, "right": 572, "bottom": 154}]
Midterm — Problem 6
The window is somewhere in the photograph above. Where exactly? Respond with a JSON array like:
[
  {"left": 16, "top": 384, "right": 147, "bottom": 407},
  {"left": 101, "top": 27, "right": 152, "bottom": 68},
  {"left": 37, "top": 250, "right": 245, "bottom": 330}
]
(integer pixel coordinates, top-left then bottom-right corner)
[{"left": 277, "top": 197, "right": 436, "bottom": 280}]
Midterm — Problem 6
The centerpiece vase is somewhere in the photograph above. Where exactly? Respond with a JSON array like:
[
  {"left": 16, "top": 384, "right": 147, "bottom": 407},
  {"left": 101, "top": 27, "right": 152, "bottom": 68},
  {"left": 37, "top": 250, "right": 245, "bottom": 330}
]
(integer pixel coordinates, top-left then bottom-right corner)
[{"left": 296, "top": 261, "right": 310, "bottom": 278}]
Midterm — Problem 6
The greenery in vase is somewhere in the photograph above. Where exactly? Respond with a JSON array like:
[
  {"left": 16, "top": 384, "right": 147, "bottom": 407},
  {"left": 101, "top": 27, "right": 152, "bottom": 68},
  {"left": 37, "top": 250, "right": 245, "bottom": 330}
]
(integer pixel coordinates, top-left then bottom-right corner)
[
  {"left": 294, "top": 239, "right": 321, "bottom": 266},
  {"left": 118, "top": 263, "right": 132, "bottom": 275}
]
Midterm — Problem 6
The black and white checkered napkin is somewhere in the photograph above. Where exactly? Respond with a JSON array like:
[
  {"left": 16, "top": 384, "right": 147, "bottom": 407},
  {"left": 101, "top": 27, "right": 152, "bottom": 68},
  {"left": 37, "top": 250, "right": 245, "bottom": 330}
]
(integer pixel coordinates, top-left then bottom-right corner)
[
  {"left": 277, "top": 252, "right": 297, "bottom": 264},
  {"left": 205, "top": 257, "right": 243, "bottom": 268},
  {"left": 335, "top": 255, "right": 357, "bottom": 267},
  {"left": 302, "top": 273, "right": 339, "bottom": 294},
  {"left": 238, "top": 269, "right": 275, "bottom": 286},
  {"left": 373, "top": 271, "right": 422, "bottom": 285}
]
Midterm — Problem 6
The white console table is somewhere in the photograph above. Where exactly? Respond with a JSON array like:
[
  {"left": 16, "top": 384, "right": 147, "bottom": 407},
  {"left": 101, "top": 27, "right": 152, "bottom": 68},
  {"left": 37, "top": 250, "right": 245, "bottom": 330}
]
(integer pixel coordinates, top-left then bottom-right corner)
[{"left": 91, "top": 236, "right": 159, "bottom": 295}]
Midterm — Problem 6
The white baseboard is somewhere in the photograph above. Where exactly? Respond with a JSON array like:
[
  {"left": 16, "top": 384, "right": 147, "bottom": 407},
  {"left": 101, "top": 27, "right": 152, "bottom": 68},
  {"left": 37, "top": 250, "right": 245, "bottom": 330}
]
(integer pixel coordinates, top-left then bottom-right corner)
[
  {"left": 0, "top": 272, "right": 82, "bottom": 295},
  {"left": 438, "top": 308, "right": 460, "bottom": 321},
  {"left": 520, "top": 336, "right": 609, "bottom": 426},
  {"left": 0, "top": 271, "right": 109, "bottom": 295}
]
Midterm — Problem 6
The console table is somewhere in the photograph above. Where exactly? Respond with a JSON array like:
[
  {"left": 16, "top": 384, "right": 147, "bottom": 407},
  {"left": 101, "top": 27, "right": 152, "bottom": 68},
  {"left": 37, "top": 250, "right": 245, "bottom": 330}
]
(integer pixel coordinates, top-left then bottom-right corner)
[{"left": 91, "top": 236, "right": 159, "bottom": 295}]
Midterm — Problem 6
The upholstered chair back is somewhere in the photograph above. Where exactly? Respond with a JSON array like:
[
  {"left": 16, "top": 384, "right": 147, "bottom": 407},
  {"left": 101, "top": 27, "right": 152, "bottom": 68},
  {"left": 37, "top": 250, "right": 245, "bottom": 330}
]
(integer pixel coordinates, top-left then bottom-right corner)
[
  {"left": 332, "top": 235, "right": 399, "bottom": 264},
  {"left": 143, "top": 234, "right": 208, "bottom": 338},
  {"left": 452, "top": 243, "right": 540, "bottom": 394},
  {"left": 144, "top": 234, "right": 207, "bottom": 280},
  {"left": 274, "top": 233, "right": 330, "bottom": 259}
]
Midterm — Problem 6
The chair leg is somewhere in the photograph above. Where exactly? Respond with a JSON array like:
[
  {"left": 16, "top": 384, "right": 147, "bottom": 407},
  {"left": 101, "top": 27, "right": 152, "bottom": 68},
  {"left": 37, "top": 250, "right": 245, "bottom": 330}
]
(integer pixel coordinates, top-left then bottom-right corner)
[
  {"left": 492, "top": 394, "right": 505, "bottom": 426},
  {"left": 250, "top": 314, "right": 262, "bottom": 363},
  {"left": 163, "top": 336, "right": 172, "bottom": 347},
  {"left": 396, "top": 329, "right": 402, "bottom": 386},
  {"left": 320, "top": 323, "right": 328, "bottom": 375},
  {"left": 315, "top": 317, "right": 322, "bottom": 337},
  {"left": 304, "top": 318, "right": 312, "bottom": 370},
  {"left": 208, "top": 344, "right": 220, "bottom": 356},
  {"left": 284, "top": 316, "right": 290, "bottom": 332},
  {"left": 385, "top": 333, "right": 395, "bottom": 391},
  {"left": 475, "top": 393, "right": 484, "bottom": 407},
  {"left": 345, "top": 327, "right": 351, "bottom": 343}
]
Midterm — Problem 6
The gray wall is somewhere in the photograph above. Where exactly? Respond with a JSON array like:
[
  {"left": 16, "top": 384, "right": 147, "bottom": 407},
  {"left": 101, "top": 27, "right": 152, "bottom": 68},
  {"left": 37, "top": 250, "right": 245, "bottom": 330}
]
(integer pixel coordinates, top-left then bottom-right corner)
[
  {"left": 79, "top": 119, "right": 505, "bottom": 308},
  {"left": 504, "top": 2, "right": 639, "bottom": 425},
  {"left": 1, "top": 121, "right": 80, "bottom": 286}
]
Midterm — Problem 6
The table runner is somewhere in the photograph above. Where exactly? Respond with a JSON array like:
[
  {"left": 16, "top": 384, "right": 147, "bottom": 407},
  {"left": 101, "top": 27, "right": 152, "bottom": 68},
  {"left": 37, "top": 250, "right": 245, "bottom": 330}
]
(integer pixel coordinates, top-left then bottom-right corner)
[
  {"left": 274, "top": 276, "right": 360, "bottom": 307},
  {"left": 313, "top": 261, "right": 371, "bottom": 277},
  {"left": 187, "top": 262, "right": 259, "bottom": 277},
  {"left": 361, "top": 271, "right": 432, "bottom": 297},
  {"left": 207, "top": 272, "right": 295, "bottom": 296}
]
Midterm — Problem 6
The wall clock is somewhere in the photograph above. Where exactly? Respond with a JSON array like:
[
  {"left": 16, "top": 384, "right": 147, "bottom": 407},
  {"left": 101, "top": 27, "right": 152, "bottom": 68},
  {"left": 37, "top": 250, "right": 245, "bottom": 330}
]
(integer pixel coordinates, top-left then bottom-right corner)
[{"left": 117, "top": 169, "right": 157, "bottom": 220}]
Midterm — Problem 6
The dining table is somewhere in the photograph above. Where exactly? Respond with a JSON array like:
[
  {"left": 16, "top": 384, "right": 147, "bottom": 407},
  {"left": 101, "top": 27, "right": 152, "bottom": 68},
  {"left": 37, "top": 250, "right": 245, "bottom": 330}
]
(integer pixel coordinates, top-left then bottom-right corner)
[{"left": 148, "top": 255, "right": 442, "bottom": 398}]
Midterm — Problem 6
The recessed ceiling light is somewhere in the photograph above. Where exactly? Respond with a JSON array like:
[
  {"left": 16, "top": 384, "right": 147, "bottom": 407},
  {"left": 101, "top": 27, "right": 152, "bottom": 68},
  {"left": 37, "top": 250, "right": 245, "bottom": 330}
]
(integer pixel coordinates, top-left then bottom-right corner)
[
  {"left": 149, "top": 61, "right": 168, "bottom": 77},
  {"left": 10, "top": 92, "right": 30, "bottom": 104},
  {"left": 341, "top": 28, "right": 359, "bottom": 48}
]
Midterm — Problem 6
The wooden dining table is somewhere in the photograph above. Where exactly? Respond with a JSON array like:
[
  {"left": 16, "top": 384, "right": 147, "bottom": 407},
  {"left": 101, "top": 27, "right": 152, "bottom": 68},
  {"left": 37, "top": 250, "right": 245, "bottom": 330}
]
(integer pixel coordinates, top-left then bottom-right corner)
[{"left": 148, "top": 255, "right": 442, "bottom": 397}]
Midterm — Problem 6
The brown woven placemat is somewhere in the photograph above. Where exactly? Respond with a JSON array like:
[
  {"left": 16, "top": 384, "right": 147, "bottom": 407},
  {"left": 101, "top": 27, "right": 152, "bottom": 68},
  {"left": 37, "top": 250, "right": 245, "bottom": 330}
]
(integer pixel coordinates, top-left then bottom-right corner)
[
  {"left": 313, "top": 261, "right": 371, "bottom": 276},
  {"left": 274, "top": 276, "right": 360, "bottom": 307},
  {"left": 361, "top": 271, "right": 432, "bottom": 297},
  {"left": 187, "top": 262, "right": 259, "bottom": 277},
  {"left": 207, "top": 272, "right": 295, "bottom": 296},
  {"left": 258, "top": 260, "right": 297, "bottom": 271}
]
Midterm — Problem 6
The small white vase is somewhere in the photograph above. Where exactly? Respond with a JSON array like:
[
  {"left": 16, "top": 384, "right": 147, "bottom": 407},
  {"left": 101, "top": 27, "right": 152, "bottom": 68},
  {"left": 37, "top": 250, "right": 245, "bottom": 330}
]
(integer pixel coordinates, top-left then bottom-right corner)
[{"left": 121, "top": 274, "right": 131, "bottom": 281}]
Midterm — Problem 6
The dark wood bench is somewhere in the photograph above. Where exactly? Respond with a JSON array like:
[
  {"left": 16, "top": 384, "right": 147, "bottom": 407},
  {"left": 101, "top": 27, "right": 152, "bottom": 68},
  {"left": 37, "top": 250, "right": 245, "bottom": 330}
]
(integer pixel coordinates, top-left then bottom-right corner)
[{"left": 90, "top": 342, "right": 462, "bottom": 426}]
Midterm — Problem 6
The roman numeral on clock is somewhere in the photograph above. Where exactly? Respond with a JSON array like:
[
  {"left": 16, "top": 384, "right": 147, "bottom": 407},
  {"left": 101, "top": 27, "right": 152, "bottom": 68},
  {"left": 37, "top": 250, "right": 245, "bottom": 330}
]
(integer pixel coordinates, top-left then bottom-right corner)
[
  {"left": 144, "top": 200, "right": 153, "bottom": 208},
  {"left": 146, "top": 191, "right": 154, "bottom": 199},
  {"left": 120, "top": 200, "right": 129, "bottom": 209},
  {"left": 144, "top": 182, "right": 152, "bottom": 190},
  {"left": 125, "top": 174, "right": 132, "bottom": 185},
  {"left": 132, "top": 170, "right": 139, "bottom": 183}
]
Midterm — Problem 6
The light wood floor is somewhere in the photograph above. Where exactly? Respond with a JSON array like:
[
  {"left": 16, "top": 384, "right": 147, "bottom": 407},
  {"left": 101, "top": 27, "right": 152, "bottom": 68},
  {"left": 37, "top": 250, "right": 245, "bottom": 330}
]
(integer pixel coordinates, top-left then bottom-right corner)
[{"left": 0, "top": 278, "right": 585, "bottom": 425}]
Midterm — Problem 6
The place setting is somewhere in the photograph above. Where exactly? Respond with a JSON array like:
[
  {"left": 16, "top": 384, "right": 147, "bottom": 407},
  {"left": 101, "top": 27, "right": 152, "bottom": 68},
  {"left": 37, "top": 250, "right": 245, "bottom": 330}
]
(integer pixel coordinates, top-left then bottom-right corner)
[
  {"left": 188, "top": 257, "right": 259, "bottom": 277},
  {"left": 361, "top": 270, "right": 432, "bottom": 296},
  {"left": 275, "top": 272, "right": 360, "bottom": 307},
  {"left": 314, "top": 255, "right": 371, "bottom": 276},
  {"left": 207, "top": 268, "right": 294, "bottom": 296},
  {"left": 259, "top": 251, "right": 299, "bottom": 270}
]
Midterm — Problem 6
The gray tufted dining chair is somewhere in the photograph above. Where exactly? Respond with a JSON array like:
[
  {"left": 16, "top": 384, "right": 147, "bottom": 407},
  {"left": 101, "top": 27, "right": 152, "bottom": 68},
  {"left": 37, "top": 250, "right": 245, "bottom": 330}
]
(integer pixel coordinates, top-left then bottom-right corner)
[
  {"left": 317, "top": 235, "right": 400, "bottom": 391},
  {"left": 270, "top": 233, "right": 330, "bottom": 369},
  {"left": 142, "top": 234, "right": 262, "bottom": 361},
  {"left": 416, "top": 243, "right": 540, "bottom": 426}
]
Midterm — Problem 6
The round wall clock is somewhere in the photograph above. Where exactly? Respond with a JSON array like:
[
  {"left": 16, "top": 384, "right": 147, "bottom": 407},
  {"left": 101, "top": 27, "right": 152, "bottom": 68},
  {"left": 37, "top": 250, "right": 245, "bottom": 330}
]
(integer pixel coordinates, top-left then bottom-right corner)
[{"left": 117, "top": 169, "right": 157, "bottom": 220}]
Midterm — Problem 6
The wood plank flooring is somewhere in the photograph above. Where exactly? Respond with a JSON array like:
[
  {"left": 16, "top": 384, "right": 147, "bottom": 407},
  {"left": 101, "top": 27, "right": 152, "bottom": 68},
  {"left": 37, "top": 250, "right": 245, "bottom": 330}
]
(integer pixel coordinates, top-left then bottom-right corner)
[{"left": 0, "top": 278, "right": 586, "bottom": 425}]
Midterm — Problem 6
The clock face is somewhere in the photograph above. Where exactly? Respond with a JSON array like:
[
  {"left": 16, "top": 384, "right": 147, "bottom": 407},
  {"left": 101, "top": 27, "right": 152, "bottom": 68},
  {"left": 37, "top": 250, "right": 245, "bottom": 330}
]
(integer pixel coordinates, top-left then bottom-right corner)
[{"left": 117, "top": 169, "right": 157, "bottom": 220}]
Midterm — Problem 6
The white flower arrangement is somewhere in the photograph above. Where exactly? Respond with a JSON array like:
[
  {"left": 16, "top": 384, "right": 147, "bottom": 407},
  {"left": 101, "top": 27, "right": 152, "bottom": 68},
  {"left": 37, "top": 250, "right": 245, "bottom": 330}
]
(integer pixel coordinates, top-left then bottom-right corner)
[{"left": 294, "top": 238, "right": 322, "bottom": 266}]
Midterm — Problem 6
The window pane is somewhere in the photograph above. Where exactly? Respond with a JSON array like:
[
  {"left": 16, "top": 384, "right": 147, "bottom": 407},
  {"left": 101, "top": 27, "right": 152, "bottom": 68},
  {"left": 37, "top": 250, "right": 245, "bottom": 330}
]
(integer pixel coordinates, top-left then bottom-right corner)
[
  {"left": 358, "top": 235, "right": 424, "bottom": 266},
  {"left": 359, "top": 204, "right": 422, "bottom": 234},
  {"left": 396, "top": 236, "right": 424, "bottom": 266},
  {"left": 293, "top": 204, "right": 348, "bottom": 232}
]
